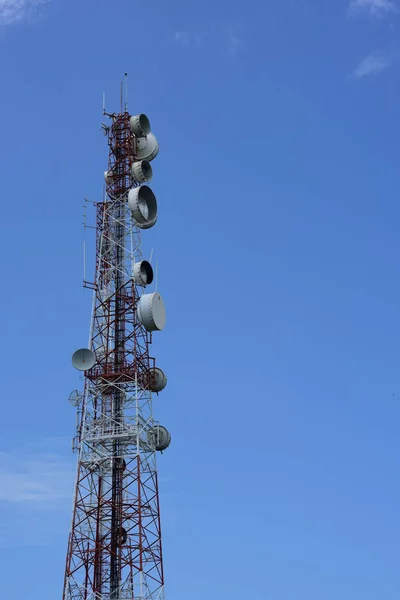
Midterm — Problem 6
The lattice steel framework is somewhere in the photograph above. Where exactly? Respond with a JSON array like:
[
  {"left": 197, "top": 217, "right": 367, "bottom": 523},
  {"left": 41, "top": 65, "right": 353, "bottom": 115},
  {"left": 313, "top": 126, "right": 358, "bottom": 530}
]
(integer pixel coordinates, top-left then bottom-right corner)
[{"left": 62, "top": 109, "right": 165, "bottom": 600}]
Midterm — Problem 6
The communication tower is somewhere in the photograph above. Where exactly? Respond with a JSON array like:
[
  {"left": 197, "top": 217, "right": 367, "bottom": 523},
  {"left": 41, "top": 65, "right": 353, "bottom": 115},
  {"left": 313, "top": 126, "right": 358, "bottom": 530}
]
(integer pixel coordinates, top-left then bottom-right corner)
[{"left": 63, "top": 79, "right": 170, "bottom": 600}]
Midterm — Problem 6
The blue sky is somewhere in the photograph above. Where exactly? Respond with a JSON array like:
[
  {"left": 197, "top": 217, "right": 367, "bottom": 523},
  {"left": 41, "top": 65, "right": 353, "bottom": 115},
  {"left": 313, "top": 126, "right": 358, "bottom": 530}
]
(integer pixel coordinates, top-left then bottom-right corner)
[{"left": 0, "top": 0, "right": 400, "bottom": 598}]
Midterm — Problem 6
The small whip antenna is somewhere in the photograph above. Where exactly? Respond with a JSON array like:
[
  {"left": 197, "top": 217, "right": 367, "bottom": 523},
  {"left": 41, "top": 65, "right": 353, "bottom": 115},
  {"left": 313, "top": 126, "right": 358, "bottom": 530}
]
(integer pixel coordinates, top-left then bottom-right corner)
[
  {"left": 83, "top": 199, "right": 88, "bottom": 282},
  {"left": 124, "top": 73, "right": 128, "bottom": 111}
]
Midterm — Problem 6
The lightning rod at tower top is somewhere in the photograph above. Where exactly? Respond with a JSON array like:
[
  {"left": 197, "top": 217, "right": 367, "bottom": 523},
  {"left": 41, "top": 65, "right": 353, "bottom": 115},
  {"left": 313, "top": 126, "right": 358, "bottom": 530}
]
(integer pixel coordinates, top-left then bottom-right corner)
[{"left": 63, "top": 75, "right": 170, "bottom": 600}]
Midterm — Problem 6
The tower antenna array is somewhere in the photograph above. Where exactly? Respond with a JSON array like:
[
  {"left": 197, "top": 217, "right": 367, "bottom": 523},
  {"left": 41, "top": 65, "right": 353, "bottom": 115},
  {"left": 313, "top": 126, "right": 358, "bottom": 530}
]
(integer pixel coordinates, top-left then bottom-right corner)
[{"left": 63, "top": 83, "right": 169, "bottom": 600}]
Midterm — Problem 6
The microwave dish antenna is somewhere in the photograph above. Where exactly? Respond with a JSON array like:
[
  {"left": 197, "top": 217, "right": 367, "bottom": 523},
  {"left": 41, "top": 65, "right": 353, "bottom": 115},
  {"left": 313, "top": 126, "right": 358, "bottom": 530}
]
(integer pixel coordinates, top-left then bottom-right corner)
[
  {"left": 135, "top": 132, "right": 159, "bottom": 162},
  {"left": 72, "top": 348, "right": 96, "bottom": 371},
  {"left": 130, "top": 114, "right": 151, "bottom": 137},
  {"left": 137, "top": 292, "right": 166, "bottom": 332},
  {"left": 128, "top": 185, "right": 157, "bottom": 224},
  {"left": 131, "top": 160, "right": 153, "bottom": 183},
  {"left": 68, "top": 390, "right": 83, "bottom": 406},
  {"left": 133, "top": 260, "right": 154, "bottom": 286}
]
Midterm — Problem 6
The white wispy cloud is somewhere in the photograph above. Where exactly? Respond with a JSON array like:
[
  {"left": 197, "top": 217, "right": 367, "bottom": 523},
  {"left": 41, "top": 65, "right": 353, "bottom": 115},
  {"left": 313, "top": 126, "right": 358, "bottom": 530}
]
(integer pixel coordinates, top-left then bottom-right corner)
[
  {"left": 173, "top": 31, "right": 202, "bottom": 47},
  {"left": 348, "top": 0, "right": 398, "bottom": 18},
  {"left": 172, "top": 23, "right": 243, "bottom": 56},
  {"left": 0, "top": 0, "right": 49, "bottom": 26},
  {"left": 227, "top": 27, "right": 243, "bottom": 55},
  {"left": 174, "top": 31, "right": 190, "bottom": 46},
  {"left": 0, "top": 443, "right": 75, "bottom": 504},
  {"left": 0, "top": 440, "right": 75, "bottom": 547},
  {"left": 353, "top": 50, "right": 393, "bottom": 77}
]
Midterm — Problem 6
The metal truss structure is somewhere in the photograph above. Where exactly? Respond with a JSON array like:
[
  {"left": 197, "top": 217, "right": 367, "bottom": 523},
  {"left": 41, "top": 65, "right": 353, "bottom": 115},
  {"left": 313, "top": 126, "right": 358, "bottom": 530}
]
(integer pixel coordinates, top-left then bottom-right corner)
[{"left": 62, "top": 104, "right": 166, "bottom": 600}]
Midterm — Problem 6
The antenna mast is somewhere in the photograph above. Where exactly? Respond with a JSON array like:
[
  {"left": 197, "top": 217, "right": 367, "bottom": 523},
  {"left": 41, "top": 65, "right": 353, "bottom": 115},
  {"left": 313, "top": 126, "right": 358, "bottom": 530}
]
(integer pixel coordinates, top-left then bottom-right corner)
[{"left": 63, "top": 83, "right": 168, "bottom": 600}]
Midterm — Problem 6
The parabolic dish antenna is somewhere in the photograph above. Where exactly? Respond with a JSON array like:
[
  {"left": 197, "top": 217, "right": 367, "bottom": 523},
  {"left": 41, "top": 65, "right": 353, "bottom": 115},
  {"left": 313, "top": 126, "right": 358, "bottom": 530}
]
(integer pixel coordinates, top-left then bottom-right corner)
[
  {"left": 69, "top": 390, "right": 83, "bottom": 406},
  {"left": 149, "top": 367, "right": 167, "bottom": 392},
  {"left": 104, "top": 170, "right": 113, "bottom": 185},
  {"left": 130, "top": 114, "right": 151, "bottom": 137},
  {"left": 72, "top": 348, "right": 96, "bottom": 371},
  {"left": 139, "top": 366, "right": 167, "bottom": 392},
  {"left": 137, "top": 292, "right": 166, "bottom": 332},
  {"left": 128, "top": 186, "right": 157, "bottom": 224},
  {"left": 131, "top": 160, "right": 152, "bottom": 183},
  {"left": 147, "top": 425, "right": 171, "bottom": 452},
  {"left": 135, "top": 132, "right": 159, "bottom": 162},
  {"left": 133, "top": 260, "right": 154, "bottom": 287}
]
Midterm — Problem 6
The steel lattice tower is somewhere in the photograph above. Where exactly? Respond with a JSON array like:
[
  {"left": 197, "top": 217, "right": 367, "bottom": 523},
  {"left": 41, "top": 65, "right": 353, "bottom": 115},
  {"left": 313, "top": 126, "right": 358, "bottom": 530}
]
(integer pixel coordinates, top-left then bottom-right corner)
[{"left": 63, "top": 85, "right": 170, "bottom": 600}]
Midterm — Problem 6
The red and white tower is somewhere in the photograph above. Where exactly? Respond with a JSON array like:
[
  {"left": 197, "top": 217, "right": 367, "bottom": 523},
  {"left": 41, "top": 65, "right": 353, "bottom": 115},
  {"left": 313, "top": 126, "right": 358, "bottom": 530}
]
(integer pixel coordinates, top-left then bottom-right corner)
[{"left": 63, "top": 82, "right": 170, "bottom": 600}]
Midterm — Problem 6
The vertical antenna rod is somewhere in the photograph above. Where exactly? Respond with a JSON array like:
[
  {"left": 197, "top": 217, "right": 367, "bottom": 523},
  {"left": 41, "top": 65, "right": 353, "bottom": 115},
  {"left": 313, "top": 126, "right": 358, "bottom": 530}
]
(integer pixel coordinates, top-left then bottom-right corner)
[{"left": 124, "top": 73, "right": 128, "bottom": 112}]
